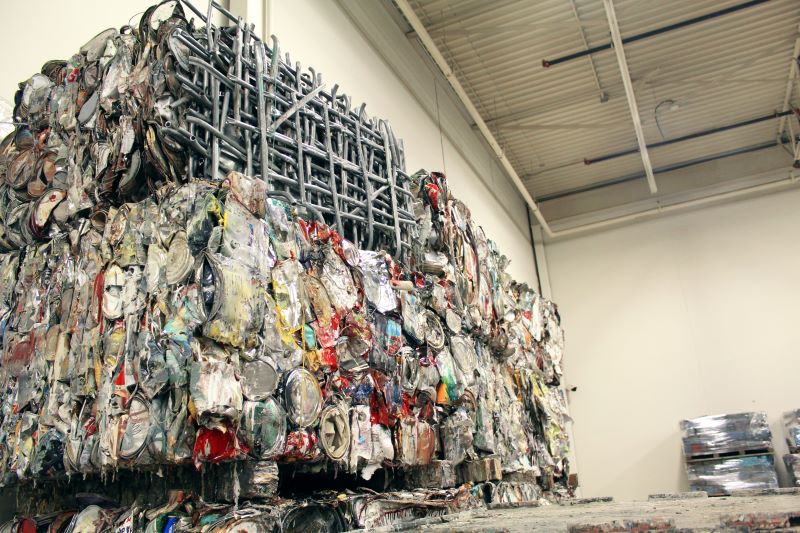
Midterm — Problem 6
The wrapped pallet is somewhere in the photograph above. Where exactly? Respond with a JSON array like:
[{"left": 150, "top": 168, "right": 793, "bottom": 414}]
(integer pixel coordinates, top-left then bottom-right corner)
[{"left": 680, "top": 412, "right": 776, "bottom": 495}]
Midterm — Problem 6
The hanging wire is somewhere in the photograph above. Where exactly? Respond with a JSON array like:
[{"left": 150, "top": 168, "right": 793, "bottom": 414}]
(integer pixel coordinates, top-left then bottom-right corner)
[{"left": 654, "top": 98, "right": 677, "bottom": 139}]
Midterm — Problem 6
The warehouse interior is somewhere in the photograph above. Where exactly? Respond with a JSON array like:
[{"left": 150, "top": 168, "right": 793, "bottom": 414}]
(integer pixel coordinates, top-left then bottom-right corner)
[{"left": 0, "top": 0, "right": 798, "bottom": 530}]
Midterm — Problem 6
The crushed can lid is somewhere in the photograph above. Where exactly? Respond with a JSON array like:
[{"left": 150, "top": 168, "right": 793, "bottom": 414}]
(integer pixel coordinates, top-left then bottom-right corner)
[
  {"left": 282, "top": 504, "right": 345, "bottom": 533},
  {"left": 118, "top": 395, "right": 151, "bottom": 460},
  {"left": 284, "top": 368, "right": 322, "bottom": 428},
  {"left": 165, "top": 231, "right": 193, "bottom": 285},
  {"left": 242, "top": 397, "right": 287, "bottom": 459},
  {"left": 318, "top": 404, "right": 350, "bottom": 461},
  {"left": 240, "top": 359, "right": 279, "bottom": 401}
]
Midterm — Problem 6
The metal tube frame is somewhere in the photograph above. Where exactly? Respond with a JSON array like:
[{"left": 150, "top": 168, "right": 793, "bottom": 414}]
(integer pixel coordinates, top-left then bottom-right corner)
[{"left": 169, "top": 0, "right": 415, "bottom": 257}]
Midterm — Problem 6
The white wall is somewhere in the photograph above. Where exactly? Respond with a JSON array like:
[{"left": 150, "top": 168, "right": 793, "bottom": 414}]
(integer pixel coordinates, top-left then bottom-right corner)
[
  {"left": 545, "top": 188, "right": 800, "bottom": 500},
  {"left": 0, "top": 0, "right": 538, "bottom": 287}
]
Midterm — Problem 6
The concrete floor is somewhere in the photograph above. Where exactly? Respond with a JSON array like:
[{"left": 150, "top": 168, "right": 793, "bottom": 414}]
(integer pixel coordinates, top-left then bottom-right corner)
[{"left": 403, "top": 492, "right": 800, "bottom": 532}]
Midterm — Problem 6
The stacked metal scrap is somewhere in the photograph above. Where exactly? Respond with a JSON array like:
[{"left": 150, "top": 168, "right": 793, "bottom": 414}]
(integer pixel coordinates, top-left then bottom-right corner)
[
  {"left": 0, "top": 0, "right": 414, "bottom": 258},
  {"left": 681, "top": 412, "right": 773, "bottom": 456},
  {"left": 685, "top": 456, "right": 779, "bottom": 496},
  {"left": 681, "top": 412, "right": 777, "bottom": 495},
  {"left": 782, "top": 409, "right": 800, "bottom": 452},
  {"left": 782, "top": 409, "right": 800, "bottom": 486},
  {"left": 784, "top": 454, "right": 800, "bottom": 486},
  {"left": 0, "top": 486, "right": 484, "bottom": 532},
  {"left": 0, "top": 0, "right": 570, "bottom": 509}
]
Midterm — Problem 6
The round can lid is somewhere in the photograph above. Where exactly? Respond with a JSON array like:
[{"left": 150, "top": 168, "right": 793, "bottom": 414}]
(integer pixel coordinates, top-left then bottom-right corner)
[
  {"left": 240, "top": 359, "right": 279, "bottom": 401},
  {"left": 319, "top": 404, "right": 350, "bottom": 461},
  {"left": 445, "top": 308, "right": 462, "bottom": 334},
  {"left": 282, "top": 504, "right": 344, "bottom": 533},
  {"left": 450, "top": 335, "right": 478, "bottom": 377},
  {"left": 166, "top": 231, "right": 193, "bottom": 285},
  {"left": 118, "top": 395, "right": 151, "bottom": 460},
  {"left": 423, "top": 309, "right": 445, "bottom": 351},
  {"left": 242, "top": 397, "right": 287, "bottom": 459},
  {"left": 284, "top": 368, "right": 322, "bottom": 428}
]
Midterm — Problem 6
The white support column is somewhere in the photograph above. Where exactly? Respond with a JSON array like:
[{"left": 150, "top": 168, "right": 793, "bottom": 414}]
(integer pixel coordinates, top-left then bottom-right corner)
[
  {"left": 207, "top": 0, "right": 229, "bottom": 29},
  {"left": 603, "top": 0, "right": 658, "bottom": 194},
  {"left": 776, "top": 26, "right": 800, "bottom": 144},
  {"left": 531, "top": 225, "right": 553, "bottom": 300},
  {"left": 228, "top": 0, "right": 267, "bottom": 38},
  {"left": 532, "top": 223, "right": 581, "bottom": 495}
]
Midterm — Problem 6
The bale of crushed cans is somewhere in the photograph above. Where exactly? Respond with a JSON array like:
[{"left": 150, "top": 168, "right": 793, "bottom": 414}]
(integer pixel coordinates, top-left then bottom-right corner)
[
  {"left": 681, "top": 412, "right": 777, "bottom": 496},
  {"left": 0, "top": 485, "right": 485, "bottom": 532},
  {"left": 784, "top": 453, "right": 800, "bottom": 487},
  {"left": 783, "top": 409, "right": 800, "bottom": 453},
  {"left": 0, "top": 0, "right": 572, "bottom": 526},
  {"left": 781, "top": 411, "right": 800, "bottom": 488},
  {"left": 685, "top": 455, "right": 778, "bottom": 496},
  {"left": 680, "top": 412, "right": 773, "bottom": 457}
]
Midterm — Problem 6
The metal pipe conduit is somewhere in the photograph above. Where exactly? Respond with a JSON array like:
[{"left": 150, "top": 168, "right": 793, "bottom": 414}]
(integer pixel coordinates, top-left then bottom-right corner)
[
  {"left": 584, "top": 110, "right": 796, "bottom": 165},
  {"left": 542, "top": 0, "right": 772, "bottom": 68},
  {"left": 540, "top": 134, "right": 800, "bottom": 202}
]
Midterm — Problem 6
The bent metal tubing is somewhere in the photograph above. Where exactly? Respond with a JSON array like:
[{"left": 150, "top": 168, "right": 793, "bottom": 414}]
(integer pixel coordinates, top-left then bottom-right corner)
[{"left": 173, "top": 0, "right": 414, "bottom": 257}]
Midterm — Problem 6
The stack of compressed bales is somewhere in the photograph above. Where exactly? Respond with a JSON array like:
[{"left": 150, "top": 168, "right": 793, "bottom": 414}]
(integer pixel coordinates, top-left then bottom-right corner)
[
  {"left": 681, "top": 412, "right": 776, "bottom": 495},
  {"left": 0, "top": 0, "right": 571, "bottom": 511}
]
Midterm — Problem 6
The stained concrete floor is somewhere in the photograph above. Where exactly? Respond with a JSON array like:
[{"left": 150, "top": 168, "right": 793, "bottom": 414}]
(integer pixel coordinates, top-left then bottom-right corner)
[{"left": 403, "top": 492, "right": 800, "bottom": 532}]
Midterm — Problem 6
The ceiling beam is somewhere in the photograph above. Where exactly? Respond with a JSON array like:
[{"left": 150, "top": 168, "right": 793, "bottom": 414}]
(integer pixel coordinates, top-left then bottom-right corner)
[
  {"left": 568, "top": 0, "right": 607, "bottom": 103},
  {"left": 495, "top": 122, "right": 631, "bottom": 132},
  {"left": 602, "top": 0, "right": 658, "bottom": 194},
  {"left": 776, "top": 25, "right": 800, "bottom": 150},
  {"left": 394, "top": 0, "right": 554, "bottom": 236}
]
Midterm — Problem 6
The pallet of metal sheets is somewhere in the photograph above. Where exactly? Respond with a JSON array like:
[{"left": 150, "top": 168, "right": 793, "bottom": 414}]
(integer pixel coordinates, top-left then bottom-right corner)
[
  {"left": 784, "top": 453, "right": 800, "bottom": 487},
  {"left": 783, "top": 409, "right": 800, "bottom": 453},
  {"left": 685, "top": 455, "right": 778, "bottom": 496},
  {"left": 680, "top": 412, "right": 773, "bottom": 459}
]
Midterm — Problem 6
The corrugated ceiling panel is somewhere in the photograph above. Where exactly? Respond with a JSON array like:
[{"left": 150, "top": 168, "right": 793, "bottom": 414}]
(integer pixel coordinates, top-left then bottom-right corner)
[{"left": 408, "top": 0, "right": 800, "bottom": 206}]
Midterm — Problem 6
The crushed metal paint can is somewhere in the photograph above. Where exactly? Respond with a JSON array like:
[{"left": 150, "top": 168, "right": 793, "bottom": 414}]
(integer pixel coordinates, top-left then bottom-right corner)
[
  {"left": 284, "top": 368, "right": 323, "bottom": 428},
  {"left": 240, "top": 397, "right": 286, "bottom": 460},
  {"left": 319, "top": 403, "right": 351, "bottom": 462}
]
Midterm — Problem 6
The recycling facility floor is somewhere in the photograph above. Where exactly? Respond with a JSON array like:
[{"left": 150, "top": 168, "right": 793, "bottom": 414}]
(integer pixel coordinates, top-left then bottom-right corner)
[{"left": 396, "top": 492, "right": 800, "bottom": 532}]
